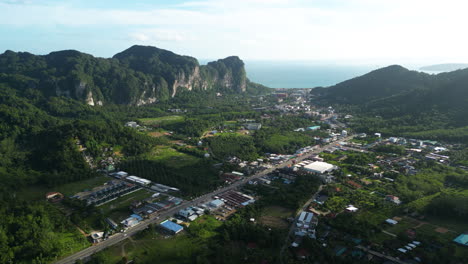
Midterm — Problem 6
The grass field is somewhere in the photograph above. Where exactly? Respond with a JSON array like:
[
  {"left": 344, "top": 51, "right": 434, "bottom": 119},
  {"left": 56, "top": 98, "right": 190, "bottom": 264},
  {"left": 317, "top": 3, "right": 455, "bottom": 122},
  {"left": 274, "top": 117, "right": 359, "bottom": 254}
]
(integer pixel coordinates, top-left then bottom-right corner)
[
  {"left": 260, "top": 206, "right": 293, "bottom": 229},
  {"left": 139, "top": 115, "right": 184, "bottom": 126},
  {"left": 99, "top": 189, "right": 153, "bottom": 216},
  {"left": 97, "top": 228, "right": 206, "bottom": 263},
  {"left": 17, "top": 176, "right": 111, "bottom": 201},
  {"left": 147, "top": 145, "right": 200, "bottom": 168}
]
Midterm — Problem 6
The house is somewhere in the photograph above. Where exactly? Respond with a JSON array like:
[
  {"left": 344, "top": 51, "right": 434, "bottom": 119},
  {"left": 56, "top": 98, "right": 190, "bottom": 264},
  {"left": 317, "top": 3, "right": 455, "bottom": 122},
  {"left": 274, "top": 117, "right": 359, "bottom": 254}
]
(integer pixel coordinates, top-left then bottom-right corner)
[
  {"left": 345, "top": 205, "right": 358, "bottom": 213},
  {"left": 106, "top": 218, "right": 119, "bottom": 230},
  {"left": 453, "top": 233, "right": 468, "bottom": 246},
  {"left": 385, "top": 195, "right": 401, "bottom": 205},
  {"left": 45, "top": 192, "right": 64, "bottom": 203},
  {"left": 125, "top": 121, "right": 139, "bottom": 128},
  {"left": 90, "top": 231, "right": 104, "bottom": 243},
  {"left": 179, "top": 208, "right": 195, "bottom": 218},
  {"left": 246, "top": 123, "right": 262, "bottom": 130},
  {"left": 121, "top": 214, "right": 143, "bottom": 228}
]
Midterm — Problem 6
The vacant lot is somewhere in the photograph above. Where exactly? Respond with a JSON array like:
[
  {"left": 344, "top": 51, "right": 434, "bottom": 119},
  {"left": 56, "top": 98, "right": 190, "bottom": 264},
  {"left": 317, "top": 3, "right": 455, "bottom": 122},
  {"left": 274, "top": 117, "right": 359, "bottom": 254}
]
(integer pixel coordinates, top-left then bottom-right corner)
[
  {"left": 148, "top": 145, "right": 200, "bottom": 168},
  {"left": 97, "top": 224, "right": 206, "bottom": 263},
  {"left": 99, "top": 189, "right": 153, "bottom": 215},
  {"left": 17, "top": 175, "right": 111, "bottom": 200},
  {"left": 260, "top": 206, "right": 294, "bottom": 229}
]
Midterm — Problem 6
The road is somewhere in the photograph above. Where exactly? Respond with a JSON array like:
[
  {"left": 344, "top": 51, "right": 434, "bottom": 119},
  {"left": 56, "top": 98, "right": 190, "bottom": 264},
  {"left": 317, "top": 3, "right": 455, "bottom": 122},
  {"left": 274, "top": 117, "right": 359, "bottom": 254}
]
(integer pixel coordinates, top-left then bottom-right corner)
[{"left": 54, "top": 136, "right": 353, "bottom": 264}]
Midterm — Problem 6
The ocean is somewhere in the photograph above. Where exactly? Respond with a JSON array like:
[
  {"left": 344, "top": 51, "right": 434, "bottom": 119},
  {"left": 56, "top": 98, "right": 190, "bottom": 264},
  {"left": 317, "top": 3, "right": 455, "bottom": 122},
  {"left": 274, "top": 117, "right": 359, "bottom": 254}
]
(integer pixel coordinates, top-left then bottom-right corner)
[{"left": 244, "top": 61, "right": 382, "bottom": 88}]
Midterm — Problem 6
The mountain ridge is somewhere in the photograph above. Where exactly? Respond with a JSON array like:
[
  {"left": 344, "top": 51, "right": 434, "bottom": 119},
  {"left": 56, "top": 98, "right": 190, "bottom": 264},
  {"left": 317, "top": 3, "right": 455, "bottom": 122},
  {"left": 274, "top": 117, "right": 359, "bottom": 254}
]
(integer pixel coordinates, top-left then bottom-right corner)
[
  {"left": 311, "top": 64, "right": 468, "bottom": 129},
  {"left": 0, "top": 45, "right": 252, "bottom": 106}
]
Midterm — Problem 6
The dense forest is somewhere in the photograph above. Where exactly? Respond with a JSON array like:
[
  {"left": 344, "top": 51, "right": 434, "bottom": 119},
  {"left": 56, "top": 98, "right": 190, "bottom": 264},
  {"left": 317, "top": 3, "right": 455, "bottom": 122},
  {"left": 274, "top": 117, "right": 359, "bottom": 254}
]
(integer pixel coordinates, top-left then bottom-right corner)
[{"left": 0, "top": 45, "right": 267, "bottom": 106}]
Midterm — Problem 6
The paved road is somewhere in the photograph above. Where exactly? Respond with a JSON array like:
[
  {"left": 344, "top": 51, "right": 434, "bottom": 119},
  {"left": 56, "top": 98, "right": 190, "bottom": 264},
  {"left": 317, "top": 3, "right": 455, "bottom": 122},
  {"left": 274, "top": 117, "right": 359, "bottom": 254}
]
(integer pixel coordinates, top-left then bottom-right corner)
[{"left": 54, "top": 136, "right": 353, "bottom": 264}]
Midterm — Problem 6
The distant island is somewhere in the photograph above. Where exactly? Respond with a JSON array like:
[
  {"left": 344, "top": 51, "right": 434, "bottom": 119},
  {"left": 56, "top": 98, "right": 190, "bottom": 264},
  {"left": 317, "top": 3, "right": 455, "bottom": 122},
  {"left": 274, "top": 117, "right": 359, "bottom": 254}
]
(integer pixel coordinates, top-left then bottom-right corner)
[{"left": 420, "top": 63, "right": 468, "bottom": 72}]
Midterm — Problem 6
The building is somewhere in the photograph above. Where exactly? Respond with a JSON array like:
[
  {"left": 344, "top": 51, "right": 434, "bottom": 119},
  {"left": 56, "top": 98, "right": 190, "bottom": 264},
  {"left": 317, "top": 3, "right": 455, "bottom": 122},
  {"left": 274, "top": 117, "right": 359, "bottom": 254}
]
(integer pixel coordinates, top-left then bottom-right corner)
[
  {"left": 453, "top": 233, "right": 468, "bottom": 246},
  {"left": 385, "top": 195, "right": 402, "bottom": 205},
  {"left": 125, "top": 121, "right": 139, "bottom": 128},
  {"left": 179, "top": 208, "right": 195, "bottom": 218},
  {"left": 303, "top": 161, "right": 336, "bottom": 174},
  {"left": 307, "top": 126, "right": 321, "bottom": 131},
  {"left": 126, "top": 175, "right": 152, "bottom": 186},
  {"left": 45, "top": 192, "right": 64, "bottom": 203},
  {"left": 209, "top": 199, "right": 225, "bottom": 208},
  {"left": 73, "top": 180, "right": 140, "bottom": 206},
  {"left": 111, "top": 171, "right": 128, "bottom": 179},
  {"left": 106, "top": 218, "right": 118, "bottom": 230},
  {"left": 345, "top": 205, "right": 358, "bottom": 212},
  {"left": 121, "top": 214, "right": 143, "bottom": 228},
  {"left": 246, "top": 123, "right": 262, "bottom": 130},
  {"left": 160, "top": 220, "right": 183, "bottom": 234},
  {"left": 90, "top": 231, "right": 104, "bottom": 243}
]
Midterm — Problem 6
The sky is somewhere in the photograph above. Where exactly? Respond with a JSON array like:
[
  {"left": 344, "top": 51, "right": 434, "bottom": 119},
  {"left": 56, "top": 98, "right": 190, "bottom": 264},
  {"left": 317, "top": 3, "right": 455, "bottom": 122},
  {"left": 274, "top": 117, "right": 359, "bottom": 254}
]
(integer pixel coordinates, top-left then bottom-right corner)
[{"left": 1, "top": 0, "right": 468, "bottom": 64}]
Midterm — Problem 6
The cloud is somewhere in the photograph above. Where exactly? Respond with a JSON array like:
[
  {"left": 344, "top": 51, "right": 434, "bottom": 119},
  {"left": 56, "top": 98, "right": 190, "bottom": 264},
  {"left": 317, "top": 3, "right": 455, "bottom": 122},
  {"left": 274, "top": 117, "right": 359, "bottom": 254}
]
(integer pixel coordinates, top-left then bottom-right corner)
[
  {"left": 129, "top": 29, "right": 189, "bottom": 43},
  {"left": 1, "top": 0, "right": 468, "bottom": 62}
]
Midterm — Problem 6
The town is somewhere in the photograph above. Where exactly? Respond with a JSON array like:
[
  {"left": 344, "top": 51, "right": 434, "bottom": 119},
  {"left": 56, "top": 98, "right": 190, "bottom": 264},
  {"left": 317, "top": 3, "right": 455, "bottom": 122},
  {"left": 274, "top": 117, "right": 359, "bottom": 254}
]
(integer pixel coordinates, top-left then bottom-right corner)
[{"left": 46, "top": 89, "right": 468, "bottom": 264}]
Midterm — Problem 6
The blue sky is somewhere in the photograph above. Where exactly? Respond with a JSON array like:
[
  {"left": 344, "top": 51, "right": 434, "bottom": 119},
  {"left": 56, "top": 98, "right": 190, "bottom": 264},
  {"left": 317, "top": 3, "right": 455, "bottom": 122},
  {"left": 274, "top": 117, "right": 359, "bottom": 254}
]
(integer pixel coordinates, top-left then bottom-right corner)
[{"left": 1, "top": 0, "right": 467, "bottom": 64}]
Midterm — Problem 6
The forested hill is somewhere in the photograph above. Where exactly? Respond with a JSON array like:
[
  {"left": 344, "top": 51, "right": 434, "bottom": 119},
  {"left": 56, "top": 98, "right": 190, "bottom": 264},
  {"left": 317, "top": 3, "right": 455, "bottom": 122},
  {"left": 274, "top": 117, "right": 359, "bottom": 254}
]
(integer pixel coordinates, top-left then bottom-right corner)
[
  {"left": 312, "top": 65, "right": 468, "bottom": 125},
  {"left": 0, "top": 45, "right": 253, "bottom": 106}
]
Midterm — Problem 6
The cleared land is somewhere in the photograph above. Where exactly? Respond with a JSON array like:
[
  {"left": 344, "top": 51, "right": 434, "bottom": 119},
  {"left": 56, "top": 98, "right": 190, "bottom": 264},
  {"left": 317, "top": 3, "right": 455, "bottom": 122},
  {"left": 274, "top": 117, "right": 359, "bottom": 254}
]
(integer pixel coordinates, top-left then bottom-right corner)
[
  {"left": 139, "top": 115, "right": 184, "bottom": 126},
  {"left": 147, "top": 145, "right": 200, "bottom": 168},
  {"left": 260, "top": 206, "right": 293, "bottom": 229},
  {"left": 17, "top": 175, "right": 111, "bottom": 200}
]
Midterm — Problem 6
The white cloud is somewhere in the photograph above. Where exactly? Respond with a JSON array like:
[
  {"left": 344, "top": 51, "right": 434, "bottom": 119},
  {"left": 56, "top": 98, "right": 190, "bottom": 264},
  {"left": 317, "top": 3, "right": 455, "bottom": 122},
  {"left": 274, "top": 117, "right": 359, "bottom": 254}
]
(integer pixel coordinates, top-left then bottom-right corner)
[
  {"left": 1, "top": 0, "right": 468, "bottom": 62},
  {"left": 128, "top": 29, "right": 190, "bottom": 43}
]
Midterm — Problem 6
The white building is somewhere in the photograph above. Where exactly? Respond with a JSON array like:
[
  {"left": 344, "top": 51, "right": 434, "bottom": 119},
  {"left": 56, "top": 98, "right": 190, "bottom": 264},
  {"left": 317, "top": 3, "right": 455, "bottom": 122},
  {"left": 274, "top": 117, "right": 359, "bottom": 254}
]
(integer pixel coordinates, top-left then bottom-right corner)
[{"left": 303, "top": 161, "right": 337, "bottom": 174}]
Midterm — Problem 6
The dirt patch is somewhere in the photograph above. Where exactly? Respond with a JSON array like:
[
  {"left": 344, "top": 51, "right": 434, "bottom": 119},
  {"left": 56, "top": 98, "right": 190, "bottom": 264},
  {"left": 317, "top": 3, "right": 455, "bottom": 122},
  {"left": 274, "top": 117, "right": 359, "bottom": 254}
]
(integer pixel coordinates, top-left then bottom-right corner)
[
  {"left": 435, "top": 227, "right": 449, "bottom": 233},
  {"left": 393, "top": 216, "right": 403, "bottom": 221},
  {"left": 260, "top": 216, "right": 289, "bottom": 229},
  {"left": 149, "top": 131, "right": 165, "bottom": 137},
  {"left": 259, "top": 206, "right": 293, "bottom": 229}
]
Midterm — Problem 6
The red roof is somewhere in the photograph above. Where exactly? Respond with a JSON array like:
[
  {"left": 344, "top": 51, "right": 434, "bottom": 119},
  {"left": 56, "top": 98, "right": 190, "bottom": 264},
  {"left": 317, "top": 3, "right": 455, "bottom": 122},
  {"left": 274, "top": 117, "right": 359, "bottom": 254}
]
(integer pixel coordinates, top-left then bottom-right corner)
[{"left": 347, "top": 180, "right": 362, "bottom": 189}]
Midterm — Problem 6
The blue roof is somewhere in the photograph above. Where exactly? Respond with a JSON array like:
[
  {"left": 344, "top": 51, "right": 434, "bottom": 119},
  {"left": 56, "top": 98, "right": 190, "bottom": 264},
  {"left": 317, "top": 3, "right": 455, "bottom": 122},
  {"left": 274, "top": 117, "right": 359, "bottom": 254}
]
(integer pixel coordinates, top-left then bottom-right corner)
[
  {"left": 160, "top": 220, "right": 183, "bottom": 233},
  {"left": 453, "top": 234, "right": 468, "bottom": 246},
  {"left": 130, "top": 214, "right": 143, "bottom": 221}
]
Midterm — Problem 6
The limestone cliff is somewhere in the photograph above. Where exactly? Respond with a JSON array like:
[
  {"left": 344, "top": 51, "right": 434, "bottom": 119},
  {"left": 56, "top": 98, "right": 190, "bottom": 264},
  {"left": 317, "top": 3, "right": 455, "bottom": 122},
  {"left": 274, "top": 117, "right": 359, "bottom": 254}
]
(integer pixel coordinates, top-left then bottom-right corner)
[{"left": 0, "top": 45, "right": 249, "bottom": 106}]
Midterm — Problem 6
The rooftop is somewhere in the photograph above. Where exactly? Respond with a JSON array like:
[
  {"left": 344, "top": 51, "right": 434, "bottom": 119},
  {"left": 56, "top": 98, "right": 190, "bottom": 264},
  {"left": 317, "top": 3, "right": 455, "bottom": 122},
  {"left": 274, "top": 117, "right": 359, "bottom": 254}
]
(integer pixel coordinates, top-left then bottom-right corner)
[
  {"left": 303, "top": 161, "right": 336, "bottom": 174},
  {"left": 453, "top": 233, "right": 468, "bottom": 246},
  {"left": 160, "top": 220, "right": 184, "bottom": 233}
]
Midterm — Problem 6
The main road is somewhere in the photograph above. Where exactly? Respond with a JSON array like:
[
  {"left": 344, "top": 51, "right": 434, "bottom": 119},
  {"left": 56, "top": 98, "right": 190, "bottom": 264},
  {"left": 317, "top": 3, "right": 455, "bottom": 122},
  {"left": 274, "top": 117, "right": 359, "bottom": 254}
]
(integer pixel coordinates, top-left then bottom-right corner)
[{"left": 54, "top": 136, "right": 353, "bottom": 264}]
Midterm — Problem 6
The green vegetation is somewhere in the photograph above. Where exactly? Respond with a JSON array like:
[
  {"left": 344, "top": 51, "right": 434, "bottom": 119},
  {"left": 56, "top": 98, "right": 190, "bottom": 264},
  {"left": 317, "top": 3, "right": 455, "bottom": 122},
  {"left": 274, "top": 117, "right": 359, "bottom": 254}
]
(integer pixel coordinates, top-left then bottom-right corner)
[
  {"left": 138, "top": 115, "right": 184, "bottom": 126},
  {"left": 314, "top": 65, "right": 468, "bottom": 143},
  {"left": 207, "top": 134, "right": 258, "bottom": 161}
]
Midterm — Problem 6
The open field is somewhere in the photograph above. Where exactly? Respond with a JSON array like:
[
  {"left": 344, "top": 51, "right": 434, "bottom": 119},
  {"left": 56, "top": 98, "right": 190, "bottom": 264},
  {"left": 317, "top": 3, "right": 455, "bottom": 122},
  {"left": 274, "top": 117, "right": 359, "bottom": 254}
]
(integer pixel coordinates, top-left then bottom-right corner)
[
  {"left": 139, "top": 115, "right": 184, "bottom": 126},
  {"left": 17, "top": 175, "right": 111, "bottom": 201},
  {"left": 148, "top": 145, "right": 200, "bottom": 168},
  {"left": 99, "top": 189, "right": 153, "bottom": 215},
  {"left": 260, "top": 206, "right": 293, "bottom": 229}
]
